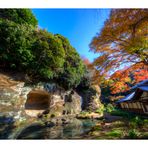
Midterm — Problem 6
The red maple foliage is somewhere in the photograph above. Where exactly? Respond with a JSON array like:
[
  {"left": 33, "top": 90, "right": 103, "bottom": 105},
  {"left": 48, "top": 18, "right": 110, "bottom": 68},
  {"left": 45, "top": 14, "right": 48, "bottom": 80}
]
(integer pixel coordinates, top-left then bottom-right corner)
[{"left": 109, "top": 63, "right": 148, "bottom": 94}]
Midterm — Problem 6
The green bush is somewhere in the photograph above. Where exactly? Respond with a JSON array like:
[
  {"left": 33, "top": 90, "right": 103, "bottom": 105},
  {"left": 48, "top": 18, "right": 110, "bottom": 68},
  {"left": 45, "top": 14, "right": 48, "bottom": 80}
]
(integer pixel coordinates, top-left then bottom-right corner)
[
  {"left": 128, "top": 129, "right": 140, "bottom": 139},
  {"left": 95, "top": 105, "right": 104, "bottom": 114},
  {"left": 110, "top": 109, "right": 131, "bottom": 117},
  {"left": 105, "top": 103, "right": 115, "bottom": 113},
  {"left": 143, "top": 119, "right": 148, "bottom": 126},
  {"left": 129, "top": 116, "right": 143, "bottom": 128}
]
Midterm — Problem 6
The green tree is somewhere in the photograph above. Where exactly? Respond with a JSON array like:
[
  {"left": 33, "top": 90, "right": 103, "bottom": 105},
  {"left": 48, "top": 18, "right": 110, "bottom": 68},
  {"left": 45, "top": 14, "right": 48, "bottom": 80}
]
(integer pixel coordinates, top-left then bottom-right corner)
[
  {"left": 31, "top": 30, "right": 66, "bottom": 79},
  {"left": 0, "top": 19, "right": 35, "bottom": 70},
  {"left": 0, "top": 9, "right": 85, "bottom": 90},
  {"left": 56, "top": 34, "right": 85, "bottom": 89},
  {"left": 0, "top": 9, "right": 38, "bottom": 27}
]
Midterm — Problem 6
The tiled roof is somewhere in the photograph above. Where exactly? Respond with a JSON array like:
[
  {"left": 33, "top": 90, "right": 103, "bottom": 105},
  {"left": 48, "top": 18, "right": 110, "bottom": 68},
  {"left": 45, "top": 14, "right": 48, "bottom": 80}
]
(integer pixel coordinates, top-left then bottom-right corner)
[
  {"left": 138, "top": 85, "right": 148, "bottom": 92},
  {"left": 116, "top": 92, "right": 135, "bottom": 103},
  {"left": 116, "top": 79, "right": 148, "bottom": 103},
  {"left": 131, "top": 79, "right": 148, "bottom": 90}
]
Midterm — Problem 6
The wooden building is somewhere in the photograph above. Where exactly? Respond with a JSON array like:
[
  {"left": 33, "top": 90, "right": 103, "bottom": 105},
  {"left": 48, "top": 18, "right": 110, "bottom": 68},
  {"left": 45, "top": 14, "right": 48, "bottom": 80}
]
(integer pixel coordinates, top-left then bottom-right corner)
[{"left": 116, "top": 79, "right": 148, "bottom": 115}]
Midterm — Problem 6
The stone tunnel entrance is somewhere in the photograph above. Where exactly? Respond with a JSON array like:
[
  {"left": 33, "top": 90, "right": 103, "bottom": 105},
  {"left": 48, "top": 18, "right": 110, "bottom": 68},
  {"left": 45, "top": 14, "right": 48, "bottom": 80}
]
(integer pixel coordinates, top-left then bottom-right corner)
[{"left": 25, "top": 90, "right": 50, "bottom": 117}]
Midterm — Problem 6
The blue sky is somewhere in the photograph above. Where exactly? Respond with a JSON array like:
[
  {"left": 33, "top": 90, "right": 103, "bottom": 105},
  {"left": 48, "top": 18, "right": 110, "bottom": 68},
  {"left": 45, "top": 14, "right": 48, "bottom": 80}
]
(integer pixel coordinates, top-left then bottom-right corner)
[{"left": 32, "top": 9, "right": 111, "bottom": 62}]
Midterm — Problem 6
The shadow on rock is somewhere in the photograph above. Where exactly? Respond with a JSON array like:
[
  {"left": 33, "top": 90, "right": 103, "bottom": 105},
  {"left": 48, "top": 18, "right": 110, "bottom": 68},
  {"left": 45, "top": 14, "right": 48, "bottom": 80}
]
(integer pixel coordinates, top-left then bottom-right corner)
[{"left": 0, "top": 116, "right": 15, "bottom": 139}]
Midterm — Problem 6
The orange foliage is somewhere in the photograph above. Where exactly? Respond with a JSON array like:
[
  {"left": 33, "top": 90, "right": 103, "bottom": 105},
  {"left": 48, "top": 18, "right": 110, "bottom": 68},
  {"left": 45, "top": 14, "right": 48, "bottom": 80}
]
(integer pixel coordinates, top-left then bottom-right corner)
[
  {"left": 110, "top": 63, "right": 148, "bottom": 94},
  {"left": 90, "top": 9, "right": 148, "bottom": 80}
]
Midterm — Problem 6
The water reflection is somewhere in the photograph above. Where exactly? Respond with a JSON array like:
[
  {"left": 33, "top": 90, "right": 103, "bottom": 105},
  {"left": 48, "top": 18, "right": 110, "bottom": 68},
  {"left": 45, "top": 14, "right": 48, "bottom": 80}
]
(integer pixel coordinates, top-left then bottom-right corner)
[
  {"left": 0, "top": 116, "right": 15, "bottom": 139},
  {"left": 16, "top": 118, "right": 98, "bottom": 139}
]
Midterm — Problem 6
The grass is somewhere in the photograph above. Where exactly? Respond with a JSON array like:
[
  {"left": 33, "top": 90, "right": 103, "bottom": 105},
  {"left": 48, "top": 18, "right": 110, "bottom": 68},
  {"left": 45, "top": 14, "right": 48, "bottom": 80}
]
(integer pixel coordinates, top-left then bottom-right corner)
[
  {"left": 127, "top": 129, "right": 141, "bottom": 139},
  {"left": 143, "top": 119, "right": 148, "bottom": 126},
  {"left": 91, "top": 125, "right": 102, "bottom": 131},
  {"left": 105, "top": 129, "right": 123, "bottom": 138},
  {"left": 141, "top": 132, "right": 148, "bottom": 139},
  {"left": 81, "top": 103, "right": 148, "bottom": 139},
  {"left": 85, "top": 106, "right": 148, "bottom": 139},
  {"left": 77, "top": 102, "right": 148, "bottom": 139}
]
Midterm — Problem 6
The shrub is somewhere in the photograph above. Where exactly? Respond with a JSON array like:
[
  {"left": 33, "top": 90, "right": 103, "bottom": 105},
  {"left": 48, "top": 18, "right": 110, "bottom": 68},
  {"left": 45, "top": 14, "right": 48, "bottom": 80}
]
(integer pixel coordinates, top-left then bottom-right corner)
[
  {"left": 30, "top": 30, "right": 66, "bottom": 79},
  {"left": 129, "top": 116, "right": 143, "bottom": 128},
  {"left": 110, "top": 109, "right": 131, "bottom": 117},
  {"left": 143, "top": 119, "right": 148, "bottom": 126},
  {"left": 128, "top": 129, "right": 140, "bottom": 139},
  {"left": 106, "top": 129, "right": 122, "bottom": 138},
  {"left": 95, "top": 105, "right": 104, "bottom": 114},
  {"left": 105, "top": 103, "right": 115, "bottom": 113}
]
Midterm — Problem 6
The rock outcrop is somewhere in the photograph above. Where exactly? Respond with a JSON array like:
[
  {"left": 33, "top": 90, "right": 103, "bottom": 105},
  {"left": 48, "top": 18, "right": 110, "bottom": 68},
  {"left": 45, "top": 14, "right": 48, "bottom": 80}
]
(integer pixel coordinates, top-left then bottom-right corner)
[
  {"left": 43, "top": 84, "right": 81, "bottom": 116},
  {"left": 25, "top": 85, "right": 82, "bottom": 117},
  {"left": 0, "top": 73, "right": 30, "bottom": 121},
  {"left": 64, "top": 91, "right": 81, "bottom": 115},
  {"left": 0, "top": 72, "right": 103, "bottom": 122},
  {"left": 0, "top": 73, "right": 82, "bottom": 120},
  {"left": 25, "top": 87, "right": 82, "bottom": 117},
  {"left": 25, "top": 90, "right": 51, "bottom": 110},
  {"left": 25, "top": 90, "right": 51, "bottom": 117},
  {"left": 76, "top": 84, "right": 103, "bottom": 112}
]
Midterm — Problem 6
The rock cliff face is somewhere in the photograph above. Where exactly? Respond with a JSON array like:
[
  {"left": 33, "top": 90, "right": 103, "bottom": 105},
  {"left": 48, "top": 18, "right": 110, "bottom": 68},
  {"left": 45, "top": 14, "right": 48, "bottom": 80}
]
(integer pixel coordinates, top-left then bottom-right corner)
[
  {"left": 25, "top": 86, "right": 81, "bottom": 117},
  {"left": 64, "top": 91, "right": 81, "bottom": 115},
  {"left": 0, "top": 73, "right": 31, "bottom": 121},
  {"left": 25, "top": 90, "right": 51, "bottom": 117},
  {"left": 0, "top": 72, "right": 103, "bottom": 122},
  {"left": 76, "top": 85, "right": 102, "bottom": 112},
  {"left": 43, "top": 84, "right": 81, "bottom": 116},
  {"left": 0, "top": 73, "right": 81, "bottom": 120}
]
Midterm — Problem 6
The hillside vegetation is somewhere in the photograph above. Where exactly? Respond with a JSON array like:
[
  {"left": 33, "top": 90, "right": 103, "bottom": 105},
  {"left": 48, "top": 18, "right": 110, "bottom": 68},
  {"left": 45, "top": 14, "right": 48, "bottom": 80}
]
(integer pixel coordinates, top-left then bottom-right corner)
[{"left": 0, "top": 9, "right": 85, "bottom": 89}]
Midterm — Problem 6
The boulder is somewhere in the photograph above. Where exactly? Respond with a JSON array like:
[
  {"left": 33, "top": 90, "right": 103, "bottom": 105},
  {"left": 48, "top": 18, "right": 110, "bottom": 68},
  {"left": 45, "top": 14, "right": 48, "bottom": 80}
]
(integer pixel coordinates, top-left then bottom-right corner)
[
  {"left": 64, "top": 91, "right": 81, "bottom": 115},
  {"left": 49, "top": 90, "right": 81, "bottom": 116},
  {"left": 48, "top": 93, "right": 64, "bottom": 116}
]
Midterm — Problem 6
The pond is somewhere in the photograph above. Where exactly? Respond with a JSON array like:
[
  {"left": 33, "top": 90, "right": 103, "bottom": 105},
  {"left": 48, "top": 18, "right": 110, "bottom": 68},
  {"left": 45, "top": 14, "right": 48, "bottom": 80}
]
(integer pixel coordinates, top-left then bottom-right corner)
[{"left": 15, "top": 118, "right": 100, "bottom": 139}]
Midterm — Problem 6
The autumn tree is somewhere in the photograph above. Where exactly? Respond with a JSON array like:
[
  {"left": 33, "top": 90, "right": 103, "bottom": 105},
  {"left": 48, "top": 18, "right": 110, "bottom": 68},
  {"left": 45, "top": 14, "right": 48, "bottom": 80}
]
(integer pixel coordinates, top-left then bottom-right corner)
[
  {"left": 90, "top": 9, "right": 148, "bottom": 83},
  {"left": 109, "top": 63, "right": 148, "bottom": 95}
]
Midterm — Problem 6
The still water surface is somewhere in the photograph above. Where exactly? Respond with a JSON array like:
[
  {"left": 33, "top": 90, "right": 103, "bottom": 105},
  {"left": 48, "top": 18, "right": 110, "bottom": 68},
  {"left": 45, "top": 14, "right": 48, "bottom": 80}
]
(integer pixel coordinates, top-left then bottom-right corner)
[{"left": 16, "top": 118, "right": 99, "bottom": 139}]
